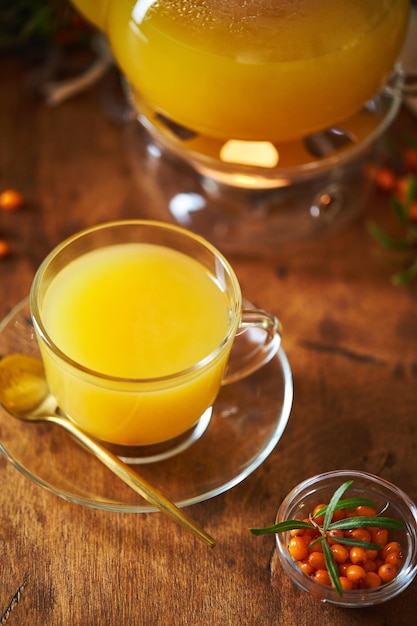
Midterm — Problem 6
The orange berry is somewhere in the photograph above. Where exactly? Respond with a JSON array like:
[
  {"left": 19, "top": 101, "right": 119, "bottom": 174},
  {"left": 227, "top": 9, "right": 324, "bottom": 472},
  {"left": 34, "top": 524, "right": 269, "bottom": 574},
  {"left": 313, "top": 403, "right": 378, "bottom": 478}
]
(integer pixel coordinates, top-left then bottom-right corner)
[
  {"left": 312, "top": 504, "right": 326, "bottom": 525},
  {"left": 349, "top": 546, "right": 368, "bottom": 566},
  {"left": 331, "top": 508, "right": 346, "bottom": 522},
  {"left": 330, "top": 544, "right": 349, "bottom": 564},
  {"left": 339, "top": 576, "right": 354, "bottom": 591},
  {"left": 346, "top": 528, "right": 371, "bottom": 543},
  {"left": 288, "top": 537, "right": 309, "bottom": 561},
  {"left": 355, "top": 505, "right": 377, "bottom": 517},
  {"left": 308, "top": 551, "right": 326, "bottom": 570},
  {"left": 290, "top": 528, "right": 306, "bottom": 538},
  {"left": 327, "top": 529, "right": 344, "bottom": 545},
  {"left": 308, "top": 541, "right": 323, "bottom": 554},
  {"left": 381, "top": 541, "right": 401, "bottom": 561},
  {"left": 385, "top": 551, "right": 404, "bottom": 568},
  {"left": 338, "top": 562, "right": 350, "bottom": 577},
  {"left": 363, "top": 559, "right": 378, "bottom": 573},
  {"left": 364, "top": 572, "right": 382, "bottom": 589},
  {"left": 346, "top": 565, "right": 366, "bottom": 584},
  {"left": 297, "top": 559, "right": 314, "bottom": 576},
  {"left": 0, "top": 189, "right": 23, "bottom": 211},
  {"left": 369, "top": 527, "right": 388, "bottom": 546},
  {"left": 365, "top": 549, "right": 378, "bottom": 561},
  {"left": 0, "top": 240, "right": 10, "bottom": 258},
  {"left": 378, "top": 562, "right": 397, "bottom": 583},
  {"left": 312, "top": 569, "right": 331, "bottom": 586}
]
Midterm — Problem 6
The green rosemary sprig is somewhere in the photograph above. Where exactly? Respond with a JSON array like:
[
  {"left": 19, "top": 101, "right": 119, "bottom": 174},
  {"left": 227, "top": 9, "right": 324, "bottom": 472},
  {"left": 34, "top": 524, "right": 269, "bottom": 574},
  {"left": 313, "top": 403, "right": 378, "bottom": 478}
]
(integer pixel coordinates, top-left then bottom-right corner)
[
  {"left": 368, "top": 175, "right": 417, "bottom": 285},
  {"left": 250, "top": 480, "right": 404, "bottom": 597}
]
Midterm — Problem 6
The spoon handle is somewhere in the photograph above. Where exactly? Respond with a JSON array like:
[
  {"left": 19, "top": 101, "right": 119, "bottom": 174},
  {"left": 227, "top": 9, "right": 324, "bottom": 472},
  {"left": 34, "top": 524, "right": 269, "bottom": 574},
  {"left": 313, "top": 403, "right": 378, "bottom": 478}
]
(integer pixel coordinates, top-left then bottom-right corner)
[{"left": 49, "top": 415, "right": 215, "bottom": 547}]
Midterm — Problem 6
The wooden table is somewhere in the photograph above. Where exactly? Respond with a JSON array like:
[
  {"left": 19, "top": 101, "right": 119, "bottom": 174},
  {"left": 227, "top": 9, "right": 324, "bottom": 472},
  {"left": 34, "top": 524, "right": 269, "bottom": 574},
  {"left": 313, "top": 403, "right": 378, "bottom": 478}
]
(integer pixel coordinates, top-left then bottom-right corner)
[{"left": 1, "top": 54, "right": 417, "bottom": 626}]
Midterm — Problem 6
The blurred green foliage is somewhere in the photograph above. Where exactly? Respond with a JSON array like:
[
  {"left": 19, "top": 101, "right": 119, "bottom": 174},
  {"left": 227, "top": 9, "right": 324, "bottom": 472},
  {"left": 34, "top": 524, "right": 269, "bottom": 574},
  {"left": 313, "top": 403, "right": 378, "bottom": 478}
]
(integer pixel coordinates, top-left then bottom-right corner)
[{"left": 0, "top": 0, "right": 85, "bottom": 49}]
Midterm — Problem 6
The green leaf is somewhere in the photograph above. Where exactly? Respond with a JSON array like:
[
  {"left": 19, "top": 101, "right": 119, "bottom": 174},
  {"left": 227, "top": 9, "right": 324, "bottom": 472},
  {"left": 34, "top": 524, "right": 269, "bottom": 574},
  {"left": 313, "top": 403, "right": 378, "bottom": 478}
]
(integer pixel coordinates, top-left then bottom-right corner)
[
  {"left": 313, "top": 496, "right": 377, "bottom": 519},
  {"left": 328, "top": 536, "right": 383, "bottom": 550},
  {"left": 392, "top": 256, "right": 417, "bottom": 286},
  {"left": 321, "top": 481, "right": 352, "bottom": 531},
  {"left": 405, "top": 176, "right": 417, "bottom": 211},
  {"left": 391, "top": 195, "right": 409, "bottom": 226},
  {"left": 367, "top": 221, "right": 411, "bottom": 251},
  {"left": 322, "top": 539, "right": 343, "bottom": 597},
  {"left": 329, "top": 516, "right": 404, "bottom": 531},
  {"left": 249, "top": 520, "right": 312, "bottom": 536}
]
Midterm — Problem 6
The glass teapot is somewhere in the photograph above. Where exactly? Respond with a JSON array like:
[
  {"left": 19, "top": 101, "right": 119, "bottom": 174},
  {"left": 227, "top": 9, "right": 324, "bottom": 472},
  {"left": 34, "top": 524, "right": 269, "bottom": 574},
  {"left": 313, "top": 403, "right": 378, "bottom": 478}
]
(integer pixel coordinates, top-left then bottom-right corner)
[{"left": 70, "top": 1, "right": 411, "bottom": 254}]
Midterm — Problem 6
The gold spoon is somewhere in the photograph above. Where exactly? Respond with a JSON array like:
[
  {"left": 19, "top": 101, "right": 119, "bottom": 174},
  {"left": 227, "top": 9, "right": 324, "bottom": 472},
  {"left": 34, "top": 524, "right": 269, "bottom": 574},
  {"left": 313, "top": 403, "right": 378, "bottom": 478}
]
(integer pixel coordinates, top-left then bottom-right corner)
[{"left": 0, "top": 353, "right": 215, "bottom": 547}]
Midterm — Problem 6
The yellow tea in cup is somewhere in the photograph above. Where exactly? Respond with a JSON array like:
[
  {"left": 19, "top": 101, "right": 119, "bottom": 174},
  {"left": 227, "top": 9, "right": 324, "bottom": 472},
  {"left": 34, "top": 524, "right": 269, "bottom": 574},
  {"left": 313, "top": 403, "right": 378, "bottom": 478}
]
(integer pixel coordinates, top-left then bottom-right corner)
[{"left": 31, "top": 221, "right": 280, "bottom": 461}]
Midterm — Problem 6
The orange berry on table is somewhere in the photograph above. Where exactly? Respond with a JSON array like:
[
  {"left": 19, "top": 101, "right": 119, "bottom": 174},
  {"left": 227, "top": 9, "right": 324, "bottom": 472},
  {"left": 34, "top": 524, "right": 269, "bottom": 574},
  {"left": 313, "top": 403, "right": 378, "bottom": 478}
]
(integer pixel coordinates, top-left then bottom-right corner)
[
  {"left": 288, "top": 537, "right": 309, "bottom": 561},
  {"left": 378, "top": 562, "right": 397, "bottom": 583},
  {"left": 349, "top": 546, "right": 368, "bottom": 566},
  {"left": 0, "top": 189, "right": 23, "bottom": 211},
  {"left": 308, "top": 551, "right": 326, "bottom": 571},
  {"left": 381, "top": 541, "right": 401, "bottom": 561},
  {"left": 346, "top": 564, "right": 367, "bottom": 584},
  {"left": 330, "top": 543, "right": 349, "bottom": 564},
  {"left": 0, "top": 240, "right": 10, "bottom": 258},
  {"left": 312, "top": 569, "right": 331, "bottom": 586},
  {"left": 364, "top": 571, "right": 382, "bottom": 589}
]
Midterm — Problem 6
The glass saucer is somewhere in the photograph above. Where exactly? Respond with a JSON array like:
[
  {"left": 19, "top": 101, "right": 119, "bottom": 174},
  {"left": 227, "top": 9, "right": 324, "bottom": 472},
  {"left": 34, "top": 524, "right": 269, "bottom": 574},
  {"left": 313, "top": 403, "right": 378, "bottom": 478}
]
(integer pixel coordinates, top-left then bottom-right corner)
[{"left": 0, "top": 298, "right": 293, "bottom": 512}]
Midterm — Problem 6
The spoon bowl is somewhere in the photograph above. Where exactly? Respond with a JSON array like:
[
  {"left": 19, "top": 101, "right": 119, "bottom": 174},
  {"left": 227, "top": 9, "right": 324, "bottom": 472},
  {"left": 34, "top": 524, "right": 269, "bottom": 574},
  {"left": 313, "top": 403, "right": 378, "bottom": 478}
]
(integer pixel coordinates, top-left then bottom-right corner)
[{"left": 0, "top": 353, "right": 215, "bottom": 546}]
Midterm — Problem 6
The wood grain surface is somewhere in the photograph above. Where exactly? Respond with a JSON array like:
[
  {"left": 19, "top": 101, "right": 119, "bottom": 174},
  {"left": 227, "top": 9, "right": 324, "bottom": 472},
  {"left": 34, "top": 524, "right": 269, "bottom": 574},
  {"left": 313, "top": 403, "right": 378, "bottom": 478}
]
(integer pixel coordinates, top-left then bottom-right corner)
[{"left": 1, "top": 55, "right": 417, "bottom": 626}]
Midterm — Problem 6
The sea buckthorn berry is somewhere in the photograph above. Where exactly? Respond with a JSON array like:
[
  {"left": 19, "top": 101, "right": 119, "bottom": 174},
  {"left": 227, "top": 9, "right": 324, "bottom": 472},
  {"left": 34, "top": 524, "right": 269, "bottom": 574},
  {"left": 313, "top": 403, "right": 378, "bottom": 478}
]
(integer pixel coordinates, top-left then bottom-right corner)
[
  {"left": 365, "top": 549, "right": 378, "bottom": 561},
  {"left": 363, "top": 559, "right": 378, "bottom": 573},
  {"left": 331, "top": 508, "right": 346, "bottom": 522},
  {"left": 312, "top": 569, "right": 331, "bottom": 586},
  {"left": 356, "top": 505, "right": 377, "bottom": 517},
  {"left": 0, "top": 189, "right": 23, "bottom": 211},
  {"left": 308, "top": 551, "right": 326, "bottom": 570},
  {"left": 331, "top": 544, "right": 349, "bottom": 564},
  {"left": 364, "top": 572, "right": 382, "bottom": 589},
  {"left": 369, "top": 527, "right": 388, "bottom": 546},
  {"left": 312, "top": 504, "right": 327, "bottom": 525},
  {"left": 290, "top": 528, "right": 306, "bottom": 538},
  {"left": 381, "top": 541, "right": 401, "bottom": 561},
  {"left": 346, "top": 565, "right": 366, "bottom": 584},
  {"left": 326, "top": 529, "right": 344, "bottom": 545},
  {"left": 339, "top": 576, "right": 353, "bottom": 591},
  {"left": 308, "top": 541, "right": 323, "bottom": 554},
  {"left": 385, "top": 551, "right": 404, "bottom": 568},
  {"left": 338, "top": 562, "right": 350, "bottom": 577},
  {"left": 349, "top": 546, "right": 368, "bottom": 566},
  {"left": 297, "top": 560, "right": 314, "bottom": 576},
  {"left": 0, "top": 240, "right": 10, "bottom": 259},
  {"left": 346, "top": 528, "right": 371, "bottom": 543},
  {"left": 378, "top": 563, "right": 397, "bottom": 583},
  {"left": 288, "top": 537, "right": 308, "bottom": 561}
]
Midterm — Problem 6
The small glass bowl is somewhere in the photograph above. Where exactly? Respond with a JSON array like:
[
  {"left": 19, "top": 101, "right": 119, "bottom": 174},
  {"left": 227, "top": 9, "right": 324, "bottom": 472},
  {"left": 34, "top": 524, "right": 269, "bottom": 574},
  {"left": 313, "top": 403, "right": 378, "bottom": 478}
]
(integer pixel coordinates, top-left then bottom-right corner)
[{"left": 275, "top": 470, "right": 417, "bottom": 608}]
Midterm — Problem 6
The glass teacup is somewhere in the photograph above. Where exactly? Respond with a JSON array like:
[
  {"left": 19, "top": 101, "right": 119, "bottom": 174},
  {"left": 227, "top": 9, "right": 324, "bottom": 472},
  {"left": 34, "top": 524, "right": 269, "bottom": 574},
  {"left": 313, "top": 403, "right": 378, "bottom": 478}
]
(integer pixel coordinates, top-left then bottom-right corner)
[{"left": 30, "top": 220, "right": 281, "bottom": 462}]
